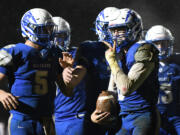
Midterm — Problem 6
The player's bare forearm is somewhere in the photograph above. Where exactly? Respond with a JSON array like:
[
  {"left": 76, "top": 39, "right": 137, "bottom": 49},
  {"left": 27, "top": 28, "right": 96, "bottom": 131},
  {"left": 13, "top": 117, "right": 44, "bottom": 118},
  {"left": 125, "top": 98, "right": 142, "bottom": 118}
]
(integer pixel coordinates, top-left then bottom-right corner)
[
  {"left": 70, "top": 65, "right": 87, "bottom": 86},
  {"left": 56, "top": 74, "right": 74, "bottom": 97},
  {"left": 56, "top": 65, "right": 87, "bottom": 97}
]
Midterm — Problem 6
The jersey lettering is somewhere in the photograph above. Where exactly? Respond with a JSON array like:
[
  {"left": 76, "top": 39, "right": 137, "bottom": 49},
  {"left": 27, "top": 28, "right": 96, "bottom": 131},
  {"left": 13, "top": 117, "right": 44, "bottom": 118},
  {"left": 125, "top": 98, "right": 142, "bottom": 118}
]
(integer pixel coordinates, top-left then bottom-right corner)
[{"left": 34, "top": 71, "right": 48, "bottom": 95}]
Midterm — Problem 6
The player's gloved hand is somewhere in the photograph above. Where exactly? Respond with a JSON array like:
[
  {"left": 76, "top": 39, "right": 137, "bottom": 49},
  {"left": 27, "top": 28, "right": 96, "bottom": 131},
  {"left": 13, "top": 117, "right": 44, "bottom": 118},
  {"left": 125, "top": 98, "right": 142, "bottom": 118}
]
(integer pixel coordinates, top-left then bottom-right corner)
[
  {"left": 103, "top": 41, "right": 120, "bottom": 74},
  {"left": 59, "top": 52, "right": 74, "bottom": 68},
  {"left": 91, "top": 110, "right": 111, "bottom": 125},
  {"left": 103, "top": 41, "right": 116, "bottom": 63},
  {"left": 0, "top": 90, "right": 19, "bottom": 110}
]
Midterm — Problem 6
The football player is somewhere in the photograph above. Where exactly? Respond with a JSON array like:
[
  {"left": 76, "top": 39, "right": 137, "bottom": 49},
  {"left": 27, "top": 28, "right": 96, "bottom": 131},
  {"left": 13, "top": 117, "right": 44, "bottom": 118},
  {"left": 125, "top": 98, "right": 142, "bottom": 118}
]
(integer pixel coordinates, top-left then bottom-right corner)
[
  {"left": 54, "top": 7, "right": 120, "bottom": 135},
  {"left": 52, "top": 16, "right": 87, "bottom": 135},
  {"left": 0, "top": 8, "right": 75, "bottom": 135},
  {"left": 92, "top": 8, "right": 160, "bottom": 135},
  {"left": 78, "top": 7, "right": 121, "bottom": 135},
  {"left": 145, "top": 25, "right": 180, "bottom": 135}
]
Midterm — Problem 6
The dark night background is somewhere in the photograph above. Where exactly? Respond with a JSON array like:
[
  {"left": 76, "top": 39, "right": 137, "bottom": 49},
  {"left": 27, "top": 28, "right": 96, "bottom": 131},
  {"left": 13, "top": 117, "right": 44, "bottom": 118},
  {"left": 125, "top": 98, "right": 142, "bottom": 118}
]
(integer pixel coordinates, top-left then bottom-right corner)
[
  {"left": 0, "top": 0, "right": 180, "bottom": 52},
  {"left": 0, "top": 0, "right": 180, "bottom": 133}
]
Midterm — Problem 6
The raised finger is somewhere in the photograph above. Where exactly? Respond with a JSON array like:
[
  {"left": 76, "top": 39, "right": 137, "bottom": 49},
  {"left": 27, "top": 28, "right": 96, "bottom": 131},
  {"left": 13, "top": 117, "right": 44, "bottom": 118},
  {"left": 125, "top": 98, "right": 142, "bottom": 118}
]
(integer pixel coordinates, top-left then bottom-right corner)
[{"left": 113, "top": 40, "right": 116, "bottom": 52}]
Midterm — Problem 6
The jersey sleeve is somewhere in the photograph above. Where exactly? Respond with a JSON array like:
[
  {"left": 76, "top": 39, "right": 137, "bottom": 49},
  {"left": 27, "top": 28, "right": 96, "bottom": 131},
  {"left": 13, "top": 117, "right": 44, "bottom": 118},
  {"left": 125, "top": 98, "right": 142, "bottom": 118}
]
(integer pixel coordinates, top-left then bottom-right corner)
[
  {"left": 0, "top": 44, "right": 15, "bottom": 75},
  {"left": 112, "top": 43, "right": 158, "bottom": 96},
  {"left": 134, "top": 43, "right": 159, "bottom": 63}
]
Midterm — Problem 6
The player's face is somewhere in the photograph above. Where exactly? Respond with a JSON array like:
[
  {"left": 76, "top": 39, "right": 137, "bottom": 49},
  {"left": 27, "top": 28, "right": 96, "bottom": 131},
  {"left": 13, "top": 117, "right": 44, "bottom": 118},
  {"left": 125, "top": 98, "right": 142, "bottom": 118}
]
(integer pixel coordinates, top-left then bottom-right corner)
[
  {"left": 153, "top": 40, "right": 169, "bottom": 56},
  {"left": 54, "top": 32, "right": 68, "bottom": 47},
  {"left": 35, "top": 25, "right": 54, "bottom": 43},
  {"left": 153, "top": 40, "right": 169, "bottom": 51},
  {"left": 109, "top": 27, "right": 127, "bottom": 45}
]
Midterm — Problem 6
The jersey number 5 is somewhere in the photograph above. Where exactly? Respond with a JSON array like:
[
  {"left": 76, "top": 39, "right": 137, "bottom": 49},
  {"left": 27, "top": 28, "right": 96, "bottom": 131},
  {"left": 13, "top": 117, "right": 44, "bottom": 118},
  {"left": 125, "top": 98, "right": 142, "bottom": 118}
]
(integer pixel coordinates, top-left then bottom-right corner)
[{"left": 34, "top": 71, "right": 48, "bottom": 95}]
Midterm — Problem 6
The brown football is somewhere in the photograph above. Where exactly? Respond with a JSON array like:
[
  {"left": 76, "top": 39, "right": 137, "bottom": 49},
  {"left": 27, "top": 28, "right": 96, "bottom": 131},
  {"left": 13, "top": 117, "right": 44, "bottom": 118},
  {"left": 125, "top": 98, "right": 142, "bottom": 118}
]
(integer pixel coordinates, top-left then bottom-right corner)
[{"left": 96, "top": 91, "right": 117, "bottom": 115}]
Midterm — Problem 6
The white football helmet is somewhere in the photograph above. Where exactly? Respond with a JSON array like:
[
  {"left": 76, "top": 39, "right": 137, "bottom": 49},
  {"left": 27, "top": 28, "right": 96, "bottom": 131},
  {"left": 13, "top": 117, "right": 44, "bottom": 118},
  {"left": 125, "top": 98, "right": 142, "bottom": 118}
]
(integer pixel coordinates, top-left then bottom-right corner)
[
  {"left": 145, "top": 25, "right": 174, "bottom": 60},
  {"left": 108, "top": 8, "right": 143, "bottom": 48},
  {"left": 95, "top": 7, "right": 119, "bottom": 43},
  {"left": 53, "top": 16, "right": 71, "bottom": 51},
  {"left": 21, "top": 8, "right": 55, "bottom": 47}
]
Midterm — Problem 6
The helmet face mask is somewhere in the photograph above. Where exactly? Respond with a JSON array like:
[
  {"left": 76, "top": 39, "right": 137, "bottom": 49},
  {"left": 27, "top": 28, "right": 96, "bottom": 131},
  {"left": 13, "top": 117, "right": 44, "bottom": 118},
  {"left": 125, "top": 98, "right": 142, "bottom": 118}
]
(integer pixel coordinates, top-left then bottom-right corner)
[
  {"left": 108, "top": 8, "right": 143, "bottom": 48},
  {"left": 109, "top": 26, "right": 127, "bottom": 45},
  {"left": 52, "top": 17, "right": 71, "bottom": 51},
  {"left": 145, "top": 25, "right": 174, "bottom": 60},
  {"left": 153, "top": 40, "right": 173, "bottom": 60},
  {"left": 21, "top": 8, "right": 55, "bottom": 47},
  {"left": 95, "top": 7, "right": 119, "bottom": 43},
  {"left": 34, "top": 23, "right": 54, "bottom": 41},
  {"left": 54, "top": 32, "right": 69, "bottom": 49}
]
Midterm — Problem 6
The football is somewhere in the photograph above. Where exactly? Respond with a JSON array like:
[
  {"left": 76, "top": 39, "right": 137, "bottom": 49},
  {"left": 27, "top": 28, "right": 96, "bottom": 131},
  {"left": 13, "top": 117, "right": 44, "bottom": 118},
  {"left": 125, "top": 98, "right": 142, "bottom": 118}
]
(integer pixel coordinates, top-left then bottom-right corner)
[{"left": 96, "top": 91, "right": 118, "bottom": 115}]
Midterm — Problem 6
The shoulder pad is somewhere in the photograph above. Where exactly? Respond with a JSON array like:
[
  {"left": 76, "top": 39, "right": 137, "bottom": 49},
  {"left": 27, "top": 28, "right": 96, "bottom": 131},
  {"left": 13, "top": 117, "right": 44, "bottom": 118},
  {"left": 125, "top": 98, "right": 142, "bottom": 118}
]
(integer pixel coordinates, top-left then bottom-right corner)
[
  {"left": 138, "top": 43, "right": 158, "bottom": 53},
  {"left": 136, "top": 40, "right": 147, "bottom": 44},
  {"left": 3, "top": 44, "right": 16, "bottom": 49},
  {"left": 135, "top": 43, "right": 159, "bottom": 62},
  {"left": 0, "top": 44, "right": 15, "bottom": 66}
]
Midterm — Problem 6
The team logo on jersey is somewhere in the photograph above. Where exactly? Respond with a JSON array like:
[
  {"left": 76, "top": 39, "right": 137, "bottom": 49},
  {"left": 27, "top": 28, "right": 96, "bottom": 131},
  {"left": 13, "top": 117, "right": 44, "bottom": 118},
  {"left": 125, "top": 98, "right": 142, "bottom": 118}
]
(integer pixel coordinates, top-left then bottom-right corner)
[{"left": 159, "top": 68, "right": 163, "bottom": 73}]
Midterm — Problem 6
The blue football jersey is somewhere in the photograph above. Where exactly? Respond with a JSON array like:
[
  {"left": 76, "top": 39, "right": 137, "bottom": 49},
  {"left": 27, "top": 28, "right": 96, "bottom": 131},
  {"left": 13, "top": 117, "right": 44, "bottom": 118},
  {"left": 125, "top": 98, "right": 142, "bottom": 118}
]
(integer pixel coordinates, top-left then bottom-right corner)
[
  {"left": 0, "top": 43, "right": 63, "bottom": 117},
  {"left": 117, "top": 41, "right": 159, "bottom": 115},
  {"left": 54, "top": 47, "right": 87, "bottom": 121},
  {"left": 78, "top": 41, "right": 111, "bottom": 114},
  {"left": 157, "top": 61, "right": 180, "bottom": 116}
]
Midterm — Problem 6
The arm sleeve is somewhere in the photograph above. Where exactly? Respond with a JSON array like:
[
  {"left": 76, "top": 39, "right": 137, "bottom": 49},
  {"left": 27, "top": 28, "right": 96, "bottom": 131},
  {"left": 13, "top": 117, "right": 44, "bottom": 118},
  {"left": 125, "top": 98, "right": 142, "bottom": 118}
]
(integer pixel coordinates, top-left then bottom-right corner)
[
  {"left": 108, "top": 73, "right": 118, "bottom": 100},
  {"left": 0, "top": 46, "right": 14, "bottom": 75},
  {"left": 112, "top": 44, "right": 158, "bottom": 96},
  {"left": 108, "top": 73, "right": 117, "bottom": 92},
  {"left": 0, "top": 49, "right": 13, "bottom": 66}
]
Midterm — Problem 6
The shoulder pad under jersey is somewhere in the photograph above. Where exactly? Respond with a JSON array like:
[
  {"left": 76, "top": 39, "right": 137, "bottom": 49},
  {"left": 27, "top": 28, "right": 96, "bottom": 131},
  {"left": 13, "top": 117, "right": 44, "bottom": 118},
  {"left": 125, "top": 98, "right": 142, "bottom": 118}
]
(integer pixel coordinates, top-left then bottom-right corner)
[
  {"left": 0, "top": 44, "right": 15, "bottom": 66},
  {"left": 135, "top": 42, "right": 159, "bottom": 62}
]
